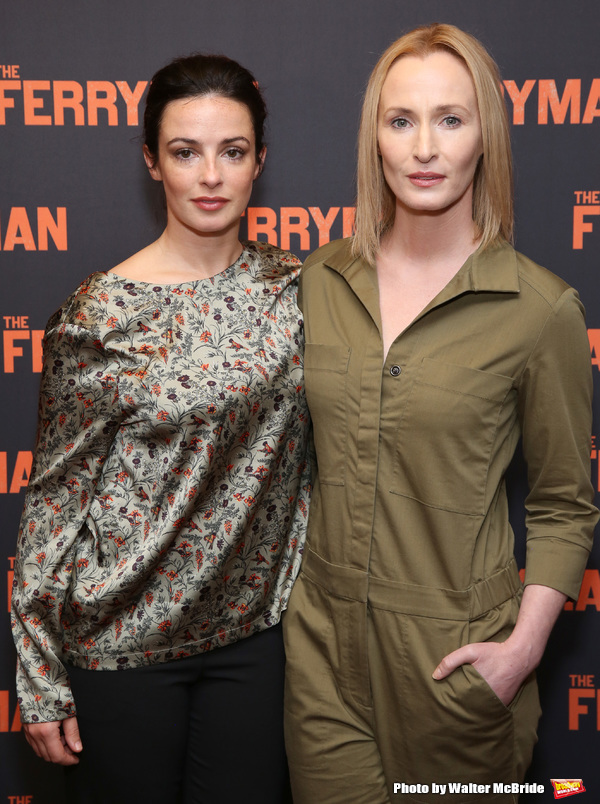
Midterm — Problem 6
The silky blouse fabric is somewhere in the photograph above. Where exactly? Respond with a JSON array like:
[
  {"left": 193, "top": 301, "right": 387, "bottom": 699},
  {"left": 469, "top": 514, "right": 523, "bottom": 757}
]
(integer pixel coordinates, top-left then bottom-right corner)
[{"left": 12, "top": 241, "right": 311, "bottom": 723}]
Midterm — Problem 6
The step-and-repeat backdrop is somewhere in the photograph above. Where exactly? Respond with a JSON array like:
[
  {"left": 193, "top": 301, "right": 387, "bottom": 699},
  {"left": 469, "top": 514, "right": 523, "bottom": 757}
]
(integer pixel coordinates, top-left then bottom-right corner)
[{"left": 1, "top": 1, "right": 598, "bottom": 801}]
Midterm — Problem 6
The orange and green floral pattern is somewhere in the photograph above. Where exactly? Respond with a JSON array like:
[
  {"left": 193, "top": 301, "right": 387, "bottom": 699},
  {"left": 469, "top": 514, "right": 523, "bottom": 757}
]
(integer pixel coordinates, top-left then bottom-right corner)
[{"left": 12, "top": 242, "right": 311, "bottom": 723}]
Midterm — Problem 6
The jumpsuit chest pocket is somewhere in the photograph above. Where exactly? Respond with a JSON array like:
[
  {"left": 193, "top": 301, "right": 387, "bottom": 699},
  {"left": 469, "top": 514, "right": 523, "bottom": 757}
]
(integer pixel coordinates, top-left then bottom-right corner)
[
  {"left": 391, "top": 359, "right": 514, "bottom": 515},
  {"left": 304, "top": 343, "right": 351, "bottom": 486}
]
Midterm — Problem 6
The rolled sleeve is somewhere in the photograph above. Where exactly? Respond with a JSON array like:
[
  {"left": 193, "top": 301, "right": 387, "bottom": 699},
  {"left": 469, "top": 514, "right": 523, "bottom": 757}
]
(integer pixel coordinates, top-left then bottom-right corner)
[{"left": 518, "top": 288, "right": 598, "bottom": 599}]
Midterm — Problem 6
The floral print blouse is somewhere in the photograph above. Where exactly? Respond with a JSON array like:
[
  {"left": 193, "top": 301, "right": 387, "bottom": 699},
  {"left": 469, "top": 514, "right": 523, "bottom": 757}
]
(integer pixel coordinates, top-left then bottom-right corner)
[{"left": 11, "top": 242, "right": 311, "bottom": 723}]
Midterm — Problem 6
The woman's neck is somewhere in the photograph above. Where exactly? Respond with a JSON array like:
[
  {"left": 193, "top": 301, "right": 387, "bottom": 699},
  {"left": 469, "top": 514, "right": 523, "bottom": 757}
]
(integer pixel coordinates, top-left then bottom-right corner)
[
  {"left": 375, "top": 202, "right": 481, "bottom": 358},
  {"left": 152, "top": 223, "right": 244, "bottom": 280},
  {"left": 110, "top": 220, "right": 244, "bottom": 284},
  {"left": 382, "top": 201, "right": 480, "bottom": 270}
]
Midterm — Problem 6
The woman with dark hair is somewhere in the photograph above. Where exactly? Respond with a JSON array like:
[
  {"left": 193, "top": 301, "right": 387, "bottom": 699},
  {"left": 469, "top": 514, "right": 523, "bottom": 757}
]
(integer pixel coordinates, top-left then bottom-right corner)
[
  {"left": 283, "top": 23, "right": 597, "bottom": 803},
  {"left": 11, "top": 53, "right": 309, "bottom": 804}
]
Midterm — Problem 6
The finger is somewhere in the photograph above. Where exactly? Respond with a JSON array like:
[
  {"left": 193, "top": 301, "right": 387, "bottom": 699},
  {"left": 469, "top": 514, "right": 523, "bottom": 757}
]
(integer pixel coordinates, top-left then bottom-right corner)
[
  {"left": 56, "top": 746, "right": 80, "bottom": 766},
  {"left": 49, "top": 723, "right": 80, "bottom": 766},
  {"left": 24, "top": 722, "right": 60, "bottom": 763},
  {"left": 63, "top": 716, "right": 83, "bottom": 754},
  {"left": 24, "top": 725, "right": 49, "bottom": 762},
  {"left": 432, "top": 644, "right": 480, "bottom": 680},
  {"left": 24, "top": 721, "right": 80, "bottom": 766},
  {"left": 48, "top": 737, "right": 80, "bottom": 766},
  {"left": 41, "top": 724, "right": 70, "bottom": 765}
]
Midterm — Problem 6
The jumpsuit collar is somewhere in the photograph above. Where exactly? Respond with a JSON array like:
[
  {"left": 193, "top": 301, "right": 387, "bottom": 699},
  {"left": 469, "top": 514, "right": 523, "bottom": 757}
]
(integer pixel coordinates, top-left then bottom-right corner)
[{"left": 321, "top": 239, "right": 522, "bottom": 330}]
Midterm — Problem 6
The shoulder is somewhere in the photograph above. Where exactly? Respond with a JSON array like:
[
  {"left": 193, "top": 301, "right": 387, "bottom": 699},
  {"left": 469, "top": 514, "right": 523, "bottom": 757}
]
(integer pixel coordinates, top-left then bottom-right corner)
[
  {"left": 244, "top": 241, "right": 301, "bottom": 280},
  {"left": 513, "top": 249, "right": 575, "bottom": 308},
  {"left": 45, "top": 272, "right": 117, "bottom": 338},
  {"left": 107, "top": 243, "right": 154, "bottom": 281},
  {"left": 497, "top": 248, "right": 588, "bottom": 352},
  {"left": 300, "top": 239, "right": 360, "bottom": 300},
  {"left": 302, "top": 238, "right": 354, "bottom": 274},
  {"left": 476, "top": 243, "right": 582, "bottom": 318},
  {"left": 512, "top": 250, "right": 587, "bottom": 336}
]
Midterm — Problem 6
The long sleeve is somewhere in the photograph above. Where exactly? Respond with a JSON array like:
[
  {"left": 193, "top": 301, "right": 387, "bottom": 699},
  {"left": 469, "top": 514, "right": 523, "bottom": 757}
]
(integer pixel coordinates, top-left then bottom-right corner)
[
  {"left": 11, "top": 315, "right": 123, "bottom": 722},
  {"left": 518, "top": 287, "right": 597, "bottom": 599},
  {"left": 11, "top": 245, "right": 311, "bottom": 723}
]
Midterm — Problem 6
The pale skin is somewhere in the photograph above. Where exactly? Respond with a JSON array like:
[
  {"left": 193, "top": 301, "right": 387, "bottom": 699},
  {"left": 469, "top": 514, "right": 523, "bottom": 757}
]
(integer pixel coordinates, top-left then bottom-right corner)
[
  {"left": 376, "top": 51, "right": 568, "bottom": 705},
  {"left": 112, "top": 95, "right": 265, "bottom": 284},
  {"left": 23, "top": 718, "right": 82, "bottom": 766},
  {"left": 23, "top": 93, "right": 264, "bottom": 765},
  {"left": 433, "top": 585, "right": 567, "bottom": 706}
]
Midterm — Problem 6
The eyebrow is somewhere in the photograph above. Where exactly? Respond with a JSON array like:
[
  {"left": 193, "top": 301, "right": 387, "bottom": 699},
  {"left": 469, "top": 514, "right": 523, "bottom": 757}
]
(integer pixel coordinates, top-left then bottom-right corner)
[
  {"left": 383, "top": 104, "right": 472, "bottom": 116},
  {"left": 165, "top": 136, "right": 252, "bottom": 147}
]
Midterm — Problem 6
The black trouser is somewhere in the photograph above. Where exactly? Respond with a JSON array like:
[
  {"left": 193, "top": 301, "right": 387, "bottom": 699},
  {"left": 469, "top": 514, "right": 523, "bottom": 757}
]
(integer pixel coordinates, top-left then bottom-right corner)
[{"left": 65, "top": 623, "right": 291, "bottom": 804}]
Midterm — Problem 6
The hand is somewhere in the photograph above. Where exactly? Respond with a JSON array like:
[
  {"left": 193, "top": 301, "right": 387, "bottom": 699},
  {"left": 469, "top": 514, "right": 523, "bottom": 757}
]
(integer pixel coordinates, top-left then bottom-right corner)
[
  {"left": 432, "top": 584, "right": 568, "bottom": 707},
  {"left": 23, "top": 716, "right": 82, "bottom": 766},
  {"left": 432, "top": 640, "right": 530, "bottom": 707}
]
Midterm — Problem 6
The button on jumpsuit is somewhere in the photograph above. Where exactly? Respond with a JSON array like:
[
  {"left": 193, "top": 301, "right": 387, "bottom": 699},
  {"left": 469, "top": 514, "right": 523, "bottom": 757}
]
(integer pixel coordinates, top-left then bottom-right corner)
[{"left": 283, "top": 239, "right": 597, "bottom": 803}]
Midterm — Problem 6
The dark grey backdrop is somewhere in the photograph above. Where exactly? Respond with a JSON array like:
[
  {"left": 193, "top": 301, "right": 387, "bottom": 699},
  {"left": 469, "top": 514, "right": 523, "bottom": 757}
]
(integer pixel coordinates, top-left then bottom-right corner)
[{"left": 1, "top": 1, "right": 598, "bottom": 801}]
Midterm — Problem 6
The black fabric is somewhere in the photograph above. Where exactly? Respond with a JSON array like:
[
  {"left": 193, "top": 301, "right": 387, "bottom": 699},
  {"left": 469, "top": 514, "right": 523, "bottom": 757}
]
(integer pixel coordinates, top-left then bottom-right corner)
[{"left": 63, "top": 624, "right": 291, "bottom": 804}]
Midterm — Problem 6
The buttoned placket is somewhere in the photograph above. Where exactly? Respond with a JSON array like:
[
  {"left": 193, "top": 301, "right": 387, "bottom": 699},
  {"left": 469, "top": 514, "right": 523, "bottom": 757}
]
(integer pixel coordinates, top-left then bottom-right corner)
[{"left": 337, "top": 255, "right": 483, "bottom": 583}]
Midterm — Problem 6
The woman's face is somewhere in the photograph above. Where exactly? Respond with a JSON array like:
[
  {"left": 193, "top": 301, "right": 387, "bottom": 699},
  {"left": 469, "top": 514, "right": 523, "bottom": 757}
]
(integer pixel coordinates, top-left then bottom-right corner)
[
  {"left": 145, "top": 95, "right": 263, "bottom": 239},
  {"left": 377, "top": 51, "right": 483, "bottom": 219}
]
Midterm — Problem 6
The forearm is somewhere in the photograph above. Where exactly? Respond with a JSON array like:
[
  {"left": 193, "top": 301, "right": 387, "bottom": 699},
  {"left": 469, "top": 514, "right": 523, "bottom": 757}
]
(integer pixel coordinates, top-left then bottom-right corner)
[{"left": 504, "top": 583, "right": 567, "bottom": 671}]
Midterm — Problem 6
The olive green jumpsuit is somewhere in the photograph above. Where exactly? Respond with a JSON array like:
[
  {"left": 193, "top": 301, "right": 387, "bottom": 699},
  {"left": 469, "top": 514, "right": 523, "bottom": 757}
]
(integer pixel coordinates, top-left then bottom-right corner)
[{"left": 283, "top": 239, "right": 597, "bottom": 803}]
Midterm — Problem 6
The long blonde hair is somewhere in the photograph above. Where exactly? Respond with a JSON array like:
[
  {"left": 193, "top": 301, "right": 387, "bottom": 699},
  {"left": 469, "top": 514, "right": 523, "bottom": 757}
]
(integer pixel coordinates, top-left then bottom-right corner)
[{"left": 352, "top": 23, "right": 513, "bottom": 265}]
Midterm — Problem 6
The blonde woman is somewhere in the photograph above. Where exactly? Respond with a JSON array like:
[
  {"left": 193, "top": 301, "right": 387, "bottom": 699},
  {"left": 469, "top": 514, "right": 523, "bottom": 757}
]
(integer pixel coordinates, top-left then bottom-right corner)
[{"left": 283, "top": 24, "right": 597, "bottom": 803}]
